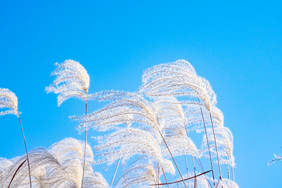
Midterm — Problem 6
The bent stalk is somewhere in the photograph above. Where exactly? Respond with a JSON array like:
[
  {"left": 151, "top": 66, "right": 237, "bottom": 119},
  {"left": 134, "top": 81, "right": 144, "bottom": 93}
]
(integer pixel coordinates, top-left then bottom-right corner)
[
  {"left": 152, "top": 170, "right": 212, "bottom": 186},
  {"left": 161, "top": 165, "right": 169, "bottom": 188},
  {"left": 199, "top": 106, "right": 215, "bottom": 185},
  {"left": 184, "top": 155, "right": 190, "bottom": 188},
  {"left": 8, "top": 159, "right": 27, "bottom": 188},
  {"left": 192, "top": 157, "right": 197, "bottom": 188},
  {"left": 110, "top": 159, "right": 120, "bottom": 187},
  {"left": 18, "top": 116, "right": 32, "bottom": 188},
  {"left": 209, "top": 112, "right": 222, "bottom": 178},
  {"left": 158, "top": 129, "right": 187, "bottom": 188},
  {"left": 232, "top": 166, "right": 235, "bottom": 181}
]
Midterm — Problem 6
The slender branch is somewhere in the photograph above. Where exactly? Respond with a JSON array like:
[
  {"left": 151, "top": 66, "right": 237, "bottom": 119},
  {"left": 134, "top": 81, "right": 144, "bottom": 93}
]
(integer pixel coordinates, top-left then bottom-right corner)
[
  {"left": 8, "top": 159, "right": 27, "bottom": 188},
  {"left": 18, "top": 116, "right": 32, "bottom": 188},
  {"left": 151, "top": 170, "right": 212, "bottom": 186},
  {"left": 209, "top": 112, "right": 222, "bottom": 178},
  {"left": 81, "top": 100, "right": 88, "bottom": 188},
  {"left": 110, "top": 159, "right": 120, "bottom": 187}
]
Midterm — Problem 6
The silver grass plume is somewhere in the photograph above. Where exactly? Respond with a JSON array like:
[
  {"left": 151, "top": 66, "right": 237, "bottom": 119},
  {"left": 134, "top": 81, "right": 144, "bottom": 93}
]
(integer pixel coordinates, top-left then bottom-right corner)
[
  {"left": 45, "top": 59, "right": 90, "bottom": 106},
  {"left": 49, "top": 138, "right": 94, "bottom": 187},
  {"left": 115, "top": 159, "right": 161, "bottom": 188},
  {"left": 0, "top": 138, "right": 108, "bottom": 188},
  {"left": 150, "top": 97, "right": 199, "bottom": 157},
  {"left": 0, "top": 148, "right": 69, "bottom": 188},
  {"left": 182, "top": 105, "right": 224, "bottom": 132},
  {"left": 0, "top": 88, "right": 20, "bottom": 116},
  {"left": 216, "top": 178, "right": 239, "bottom": 188},
  {"left": 140, "top": 59, "right": 217, "bottom": 111},
  {"left": 172, "top": 172, "right": 210, "bottom": 188},
  {"left": 201, "top": 127, "right": 235, "bottom": 167},
  {"left": 87, "top": 172, "right": 110, "bottom": 188}
]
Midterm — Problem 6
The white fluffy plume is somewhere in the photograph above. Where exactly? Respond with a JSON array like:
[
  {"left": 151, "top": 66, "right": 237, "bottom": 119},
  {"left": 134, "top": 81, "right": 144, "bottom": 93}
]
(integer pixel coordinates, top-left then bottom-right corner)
[
  {"left": 0, "top": 88, "right": 19, "bottom": 117},
  {"left": 140, "top": 59, "right": 217, "bottom": 111},
  {"left": 45, "top": 60, "right": 90, "bottom": 106}
]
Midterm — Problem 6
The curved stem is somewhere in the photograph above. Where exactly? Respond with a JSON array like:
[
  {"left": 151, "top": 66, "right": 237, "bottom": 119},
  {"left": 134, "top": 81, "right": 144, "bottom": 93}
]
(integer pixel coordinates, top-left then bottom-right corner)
[
  {"left": 81, "top": 101, "right": 88, "bottom": 188},
  {"left": 160, "top": 165, "right": 169, "bottom": 188},
  {"left": 232, "top": 166, "right": 235, "bottom": 181},
  {"left": 209, "top": 112, "right": 222, "bottom": 178},
  {"left": 185, "top": 118, "right": 211, "bottom": 188},
  {"left": 184, "top": 155, "right": 190, "bottom": 188},
  {"left": 157, "top": 163, "right": 160, "bottom": 188},
  {"left": 18, "top": 116, "right": 32, "bottom": 188},
  {"left": 199, "top": 106, "right": 215, "bottom": 185},
  {"left": 227, "top": 164, "right": 230, "bottom": 179},
  {"left": 192, "top": 157, "right": 197, "bottom": 188},
  {"left": 158, "top": 129, "right": 187, "bottom": 188},
  {"left": 194, "top": 157, "right": 213, "bottom": 188},
  {"left": 8, "top": 159, "right": 27, "bottom": 188},
  {"left": 110, "top": 159, "right": 120, "bottom": 187},
  {"left": 152, "top": 170, "right": 212, "bottom": 186}
]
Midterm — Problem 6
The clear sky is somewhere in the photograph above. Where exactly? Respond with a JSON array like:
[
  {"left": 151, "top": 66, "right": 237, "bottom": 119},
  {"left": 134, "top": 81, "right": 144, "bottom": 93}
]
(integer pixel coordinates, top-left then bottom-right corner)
[{"left": 0, "top": 0, "right": 281, "bottom": 187}]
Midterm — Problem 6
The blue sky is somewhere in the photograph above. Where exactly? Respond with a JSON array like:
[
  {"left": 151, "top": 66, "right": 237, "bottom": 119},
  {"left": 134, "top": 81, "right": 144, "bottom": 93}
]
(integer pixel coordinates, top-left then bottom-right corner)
[{"left": 0, "top": 0, "right": 281, "bottom": 187}]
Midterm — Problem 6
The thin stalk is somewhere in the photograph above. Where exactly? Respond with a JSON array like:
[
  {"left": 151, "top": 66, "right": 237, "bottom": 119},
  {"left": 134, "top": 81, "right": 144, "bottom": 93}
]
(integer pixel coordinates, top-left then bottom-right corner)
[
  {"left": 158, "top": 129, "right": 187, "bottom": 188},
  {"left": 184, "top": 155, "right": 190, "bottom": 188},
  {"left": 192, "top": 157, "right": 197, "bottom": 188},
  {"left": 184, "top": 123, "right": 209, "bottom": 187},
  {"left": 155, "top": 163, "right": 160, "bottom": 187},
  {"left": 209, "top": 112, "right": 222, "bottom": 178},
  {"left": 152, "top": 170, "right": 212, "bottom": 186},
  {"left": 81, "top": 101, "right": 88, "bottom": 188},
  {"left": 227, "top": 165, "right": 230, "bottom": 179},
  {"left": 110, "top": 159, "right": 120, "bottom": 187},
  {"left": 184, "top": 126, "right": 192, "bottom": 188},
  {"left": 175, "top": 175, "right": 180, "bottom": 188},
  {"left": 232, "top": 166, "right": 235, "bottom": 181},
  {"left": 161, "top": 165, "right": 169, "bottom": 188},
  {"left": 18, "top": 116, "right": 32, "bottom": 188},
  {"left": 157, "top": 163, "right": 159, "bottom": 188},
  {"left": 8, "top": 159, "right": 27, "bottom": 188},
  {"left": 199, "top": 106, "right": 215, "bottom": 185},
  {"left": 214, "top": 177, "right": 222, "bottom": 188},
  {"left": 194, "top": 157, "right": 213, "bottom": 188}
]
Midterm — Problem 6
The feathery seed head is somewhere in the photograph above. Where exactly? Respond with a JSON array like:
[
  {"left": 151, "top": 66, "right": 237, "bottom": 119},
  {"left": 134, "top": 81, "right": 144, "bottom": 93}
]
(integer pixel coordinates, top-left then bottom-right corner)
[
  {"left": 46, "top": 60, "right": 90, "bottom": 106},
  {"left": 140, "top": 59, "right": 217, "bottom": 111},
  {"left": 0, "top": 88, "right": 19, "bottom": 117}
]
